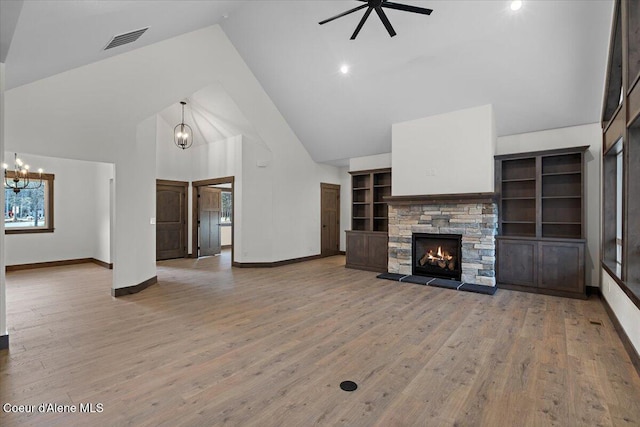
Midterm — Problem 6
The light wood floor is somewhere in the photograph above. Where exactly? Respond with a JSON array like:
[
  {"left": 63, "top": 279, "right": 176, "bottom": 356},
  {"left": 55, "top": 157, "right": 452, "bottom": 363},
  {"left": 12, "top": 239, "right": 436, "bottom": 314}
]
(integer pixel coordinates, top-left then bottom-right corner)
[{"left": 1, "top": 252, "right": 639, "bottom": 426}]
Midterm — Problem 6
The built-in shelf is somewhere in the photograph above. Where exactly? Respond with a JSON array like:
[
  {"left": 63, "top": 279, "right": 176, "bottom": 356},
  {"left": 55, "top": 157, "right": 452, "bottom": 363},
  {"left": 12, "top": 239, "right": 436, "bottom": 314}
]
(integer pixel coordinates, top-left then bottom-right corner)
[
  {"left": 542, "top": 196, "right": 582, "bottom": 199},
  {"left": 347, "top": 168, "right": 392, "bottom": 272},
  {"left": 542, "top": 221, "right": 581, "bottom": 225},
  {"left": 541, "top": 171, "right": 581, "bottom": 177},
  {"left": 501, "top": 178, "right": 537, "bottom": 183},
  {"left": 496, "top": 146, "right": 587, "bottom": 299}
]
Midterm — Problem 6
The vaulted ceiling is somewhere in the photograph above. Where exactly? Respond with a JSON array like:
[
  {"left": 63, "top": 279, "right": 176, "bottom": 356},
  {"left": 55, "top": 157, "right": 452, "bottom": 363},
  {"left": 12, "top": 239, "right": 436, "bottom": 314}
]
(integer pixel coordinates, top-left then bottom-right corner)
[{"left": 1, "top": 0, "right": 614, "bottom": 165}]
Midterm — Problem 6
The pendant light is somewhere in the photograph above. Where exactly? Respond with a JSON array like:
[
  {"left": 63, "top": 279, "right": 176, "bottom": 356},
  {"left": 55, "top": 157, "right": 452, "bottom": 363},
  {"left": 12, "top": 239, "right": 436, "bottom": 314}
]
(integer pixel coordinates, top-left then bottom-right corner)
[{"left": 174, "top": 101, "right": 193, "bottom": 150}]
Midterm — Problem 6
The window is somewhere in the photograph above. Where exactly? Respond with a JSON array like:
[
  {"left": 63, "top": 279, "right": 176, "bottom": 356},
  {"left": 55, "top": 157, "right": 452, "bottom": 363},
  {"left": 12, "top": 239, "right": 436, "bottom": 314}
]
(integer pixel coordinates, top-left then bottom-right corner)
[
  {"left": 4, "top": 173, "right": 54, "bottom": 234},
  {"left": 616, "top": 149, "right": 623, "bottom": 266},
  {"left": 221, "top": 191, "right": 232, "bottom": 224},
  {"left": 602, "top": 138, "right": 623, "bottom": 277}
]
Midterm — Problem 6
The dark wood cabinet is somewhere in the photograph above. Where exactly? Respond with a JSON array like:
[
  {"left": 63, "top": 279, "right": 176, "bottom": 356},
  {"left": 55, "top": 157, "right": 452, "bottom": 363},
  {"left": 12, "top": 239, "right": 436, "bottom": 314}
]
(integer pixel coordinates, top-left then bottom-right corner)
[
  {"left": 346, "top": 230, "right": 388, "bottom": 272},
  {"left": 346, "top": 169, "right": 391, "bottom": 272},
  {"left": 496, "top": 238, "right": 537, "bottom": 287},
  {"left": 538, "top": 240, "right": 585, "bottom": 295},
  {"left": 495, "top": 147, "right": 587, "bottom": 298},
  {"left": 497, "top": 237, "right": 585, "bottom": 298}
]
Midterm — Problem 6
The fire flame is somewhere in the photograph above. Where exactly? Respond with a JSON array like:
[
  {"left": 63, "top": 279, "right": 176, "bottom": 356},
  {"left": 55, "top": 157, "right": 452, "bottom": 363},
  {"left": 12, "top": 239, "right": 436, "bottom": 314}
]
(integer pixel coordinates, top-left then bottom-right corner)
[{"left": 427, "top": 246, "right": 453, "bottom": 261}]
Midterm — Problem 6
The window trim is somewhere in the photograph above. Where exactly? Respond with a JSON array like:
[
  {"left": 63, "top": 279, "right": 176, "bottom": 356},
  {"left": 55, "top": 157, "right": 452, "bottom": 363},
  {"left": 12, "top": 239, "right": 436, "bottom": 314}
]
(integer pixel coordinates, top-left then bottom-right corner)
[{"left": 4, "top": 172, "right": 55, "bottom": 235}]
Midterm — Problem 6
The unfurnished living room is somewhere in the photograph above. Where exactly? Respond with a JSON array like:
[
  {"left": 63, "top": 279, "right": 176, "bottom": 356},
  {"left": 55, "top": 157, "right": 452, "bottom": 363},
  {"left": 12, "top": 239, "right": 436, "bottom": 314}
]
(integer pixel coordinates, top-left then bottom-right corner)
[{"left": 1, "top": 0, "right": 639, "bottom": 426}]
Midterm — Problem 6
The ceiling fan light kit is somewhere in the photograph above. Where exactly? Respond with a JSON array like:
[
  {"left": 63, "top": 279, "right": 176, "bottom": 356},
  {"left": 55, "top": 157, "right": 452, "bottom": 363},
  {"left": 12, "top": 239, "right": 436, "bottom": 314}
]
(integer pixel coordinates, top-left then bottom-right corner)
[{"left": 319, "top": 0, "right": 433, "bottom": 40}]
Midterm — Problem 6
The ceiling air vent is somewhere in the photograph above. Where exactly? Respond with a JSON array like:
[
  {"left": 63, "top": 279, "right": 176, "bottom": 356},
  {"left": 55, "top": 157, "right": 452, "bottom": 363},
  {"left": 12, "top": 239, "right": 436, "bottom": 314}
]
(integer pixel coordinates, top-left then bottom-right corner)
[{"left": 104, "top": 27, "right": 149, "bottom": 50}]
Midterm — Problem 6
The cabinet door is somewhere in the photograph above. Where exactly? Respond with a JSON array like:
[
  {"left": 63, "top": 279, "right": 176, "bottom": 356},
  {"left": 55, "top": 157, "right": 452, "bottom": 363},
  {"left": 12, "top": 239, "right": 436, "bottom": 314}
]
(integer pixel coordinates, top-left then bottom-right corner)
[
  {"left": 538, "top": 241, "right": 584, "bottom": 294},
  {"left": 497, "top": 239, "right": 537, "bottom": 286},
  {"left": 346, "top": 232, "right": 368, "bottom": 267},
  {"left": 367, "top": 233, "right": 389, "bottom": 271}
]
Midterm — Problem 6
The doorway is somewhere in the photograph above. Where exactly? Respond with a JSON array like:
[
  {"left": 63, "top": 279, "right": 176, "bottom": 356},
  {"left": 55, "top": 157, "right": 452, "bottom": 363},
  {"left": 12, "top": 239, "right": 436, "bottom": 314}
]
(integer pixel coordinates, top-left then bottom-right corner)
[
  {"left": 321, "top": 183, "right": 341, "bottom": 257},
  {"left": 156, "top": 180, "right": 188, "bottom": 260},
  {"left": 192, "top": 177, "right": 234, "bottom": 260}
]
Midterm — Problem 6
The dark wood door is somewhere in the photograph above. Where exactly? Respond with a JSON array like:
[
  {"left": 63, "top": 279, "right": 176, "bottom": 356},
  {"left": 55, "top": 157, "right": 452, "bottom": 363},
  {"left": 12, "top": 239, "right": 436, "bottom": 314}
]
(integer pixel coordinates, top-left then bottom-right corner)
[
  {"left": 156, "top": 181, "right": 187, "bottom": 260},
  {"left": 321, "top": 183, "right": 340, "bottom": 256},
  {"left": 199, "top": 187, "right": 221, "bottom": 257}
]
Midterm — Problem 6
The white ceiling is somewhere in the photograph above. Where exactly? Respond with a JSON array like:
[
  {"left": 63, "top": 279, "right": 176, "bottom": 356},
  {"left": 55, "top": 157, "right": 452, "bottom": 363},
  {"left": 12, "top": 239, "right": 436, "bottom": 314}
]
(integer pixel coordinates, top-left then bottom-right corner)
[
  {"left": 158, "top": 83, "right": 261, "bottom": 148},
  {"left": 1, "top": 0, "right": 614, "bottom": 165}
]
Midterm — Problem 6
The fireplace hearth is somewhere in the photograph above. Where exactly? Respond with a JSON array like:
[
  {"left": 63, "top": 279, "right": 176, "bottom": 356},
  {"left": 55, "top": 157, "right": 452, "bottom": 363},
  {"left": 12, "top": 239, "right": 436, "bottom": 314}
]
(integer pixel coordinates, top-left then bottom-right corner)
[{"left": 412, "top": 233, "right": 462, "bottom": 280}]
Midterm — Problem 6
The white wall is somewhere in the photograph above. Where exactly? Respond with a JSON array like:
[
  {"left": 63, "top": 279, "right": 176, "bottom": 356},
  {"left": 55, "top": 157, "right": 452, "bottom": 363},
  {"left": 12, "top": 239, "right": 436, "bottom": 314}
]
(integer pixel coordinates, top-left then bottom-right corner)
[
  {"left": 156, "top": 115, "right": 192, "bottom": 182},
  {"left": 94, "top": 162, "right": 114, "bottom": 264},
  {"left": 156, "top": 80, "right": 345, "bottom": 263},
  {"left": 349, "top": 153, "right": 392, "bottom": 172},
  {"left": 5, "top": 25, "right": 345, "bottom": 292},
  {"left": 1, "top": 62, "right": 7, "bottom": 340},
  {"left": 156, "top": 113, "right": 243, "bottom": 256},
  {"left": 602, "top": 271, "right": 640, "bottom": 356},
  {"left": 4, "top": 153, "right": 113, "bottom": 266},
  {"left": 112, "top": 117, "right": 157, "bottom": 289},
  {"left": 392, "top": 104, "right": 496, "bottom": 196},
  {"left": 221, "top": 225, "right": 232, "bottom": 247},
  {"left": 496, "top": 123, "right": 601, "bottom": 288}
]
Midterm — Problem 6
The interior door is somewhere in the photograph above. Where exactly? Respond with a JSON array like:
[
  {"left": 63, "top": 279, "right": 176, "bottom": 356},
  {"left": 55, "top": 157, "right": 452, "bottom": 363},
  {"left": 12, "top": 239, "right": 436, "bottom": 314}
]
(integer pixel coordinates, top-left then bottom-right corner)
[
  {"left": 321, "top": 183, "right": 340, "bottom": 256},
  {"left": 156, "top": 181, "right": 187, "bottom": 260},
  {"left": 199, "top": 187, "right": 221, "bottom": 257}
]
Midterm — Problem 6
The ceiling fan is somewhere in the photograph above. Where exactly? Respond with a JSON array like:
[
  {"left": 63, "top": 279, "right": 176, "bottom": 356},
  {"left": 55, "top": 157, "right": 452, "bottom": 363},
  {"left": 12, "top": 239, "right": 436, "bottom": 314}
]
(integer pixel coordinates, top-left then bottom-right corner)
[{"left": 319, "top": 0, "right": 433, "bottom": 40}]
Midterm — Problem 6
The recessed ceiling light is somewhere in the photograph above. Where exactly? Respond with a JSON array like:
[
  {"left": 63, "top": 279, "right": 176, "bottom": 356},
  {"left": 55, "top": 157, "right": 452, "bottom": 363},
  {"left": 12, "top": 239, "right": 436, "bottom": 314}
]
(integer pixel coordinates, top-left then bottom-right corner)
[
  {"left": 340, "top": 64, "right": 350, "bottom": 74},
  {"left": 510, "top": 0, "right": 523, "bottom": 11}
]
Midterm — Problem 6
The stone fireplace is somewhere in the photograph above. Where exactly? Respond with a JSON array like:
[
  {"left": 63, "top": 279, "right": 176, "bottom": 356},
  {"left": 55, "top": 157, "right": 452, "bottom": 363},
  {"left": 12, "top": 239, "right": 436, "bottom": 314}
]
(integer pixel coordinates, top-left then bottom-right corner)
[{"left": 387, "top": 194, "right": 498, "bottom": 286}]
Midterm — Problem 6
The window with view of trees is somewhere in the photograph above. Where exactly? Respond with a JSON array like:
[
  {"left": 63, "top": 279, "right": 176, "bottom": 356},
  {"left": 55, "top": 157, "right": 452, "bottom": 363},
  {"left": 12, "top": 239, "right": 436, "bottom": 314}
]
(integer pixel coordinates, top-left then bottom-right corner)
[
  {"left": 4, "top": 173, "right": 54, "bottom": 234},
  {"left": 221, "top": 191, "right": 232, "bottom": 224}
]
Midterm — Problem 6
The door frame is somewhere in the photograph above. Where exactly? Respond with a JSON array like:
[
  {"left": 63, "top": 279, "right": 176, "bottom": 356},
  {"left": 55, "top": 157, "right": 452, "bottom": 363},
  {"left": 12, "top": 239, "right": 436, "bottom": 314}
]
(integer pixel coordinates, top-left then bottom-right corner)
[
  {"left": 192, "top": 176, "right": 235, "bottom": 260},
  {"left": 320, "top": 182, "right": 341, "bottom": 257},
  {"left": 156, "top": 179, "right": 189, "bottom": 260}
]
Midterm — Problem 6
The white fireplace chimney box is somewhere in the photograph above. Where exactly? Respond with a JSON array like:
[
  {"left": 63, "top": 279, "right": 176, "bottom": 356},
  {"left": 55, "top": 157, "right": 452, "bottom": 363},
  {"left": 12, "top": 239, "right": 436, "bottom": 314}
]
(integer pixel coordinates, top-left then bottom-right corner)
[{"left": 391, "top": 104, "right": 496, "bottom": 196}]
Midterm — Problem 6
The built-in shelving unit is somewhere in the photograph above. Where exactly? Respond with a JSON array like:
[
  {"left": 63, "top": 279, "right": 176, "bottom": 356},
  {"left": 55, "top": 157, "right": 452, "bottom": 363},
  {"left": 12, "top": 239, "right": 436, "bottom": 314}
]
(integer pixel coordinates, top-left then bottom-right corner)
[
  {"left": 346, "top": 168, "right": 391, "bottom": 272},
  {"left": 495, "top": 146, "right": 587, "bottom": 299}
]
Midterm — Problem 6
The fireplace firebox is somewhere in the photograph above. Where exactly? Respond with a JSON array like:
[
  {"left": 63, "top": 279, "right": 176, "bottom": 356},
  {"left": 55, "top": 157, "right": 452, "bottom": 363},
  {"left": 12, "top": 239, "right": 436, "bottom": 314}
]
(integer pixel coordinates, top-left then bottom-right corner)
[{"left": 412, "top": 233, "right": 462, "bottom": 281}]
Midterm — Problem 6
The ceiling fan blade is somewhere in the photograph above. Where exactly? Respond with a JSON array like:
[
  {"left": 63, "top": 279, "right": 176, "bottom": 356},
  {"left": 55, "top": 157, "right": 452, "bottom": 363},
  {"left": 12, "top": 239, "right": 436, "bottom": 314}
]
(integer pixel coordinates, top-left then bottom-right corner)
[
  {"left": 351, "top": 7, "right": 374, "bottom": 40},
  {"left": 375, "top": 7, "right": 396, "bottom": 37},
  {"left": 319, "top": 4, "right": 368, "bottom": 25},
  {"left": 381, "top": 2, "right": 433, "bottom": 15}
]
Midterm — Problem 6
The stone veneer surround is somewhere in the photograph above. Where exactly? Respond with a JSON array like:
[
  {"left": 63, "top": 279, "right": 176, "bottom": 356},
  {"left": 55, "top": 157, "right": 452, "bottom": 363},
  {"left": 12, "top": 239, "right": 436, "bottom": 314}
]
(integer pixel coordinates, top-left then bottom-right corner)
[{"left": 387, "top": 199, "right": 498, "bottom": 286}]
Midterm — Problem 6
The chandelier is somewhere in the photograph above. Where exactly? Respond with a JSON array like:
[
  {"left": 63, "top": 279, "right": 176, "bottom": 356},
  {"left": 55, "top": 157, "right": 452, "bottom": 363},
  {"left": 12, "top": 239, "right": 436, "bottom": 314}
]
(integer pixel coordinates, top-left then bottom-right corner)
[
  {"left": 2, "top": 153, "right": 43, "bottom": 194},
  {"left": 174, "top": 101, "right": 193, "bottom": 150}
]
